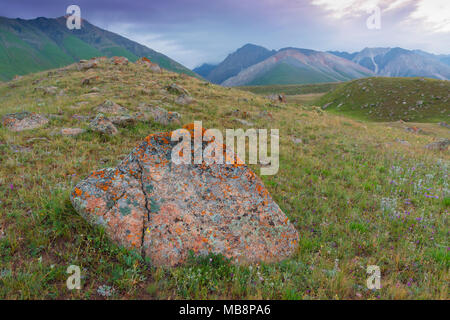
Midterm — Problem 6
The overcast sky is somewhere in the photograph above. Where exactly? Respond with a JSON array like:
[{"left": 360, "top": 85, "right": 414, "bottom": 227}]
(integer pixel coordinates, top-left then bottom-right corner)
[{"left": 1, "top": 0, "right": 449, "bottom": 68}]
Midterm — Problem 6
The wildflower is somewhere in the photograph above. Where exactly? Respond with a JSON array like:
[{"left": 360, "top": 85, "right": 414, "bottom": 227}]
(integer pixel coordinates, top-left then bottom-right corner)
[{"left": 9, "top": 184, "right": 13, "bottom": 190}]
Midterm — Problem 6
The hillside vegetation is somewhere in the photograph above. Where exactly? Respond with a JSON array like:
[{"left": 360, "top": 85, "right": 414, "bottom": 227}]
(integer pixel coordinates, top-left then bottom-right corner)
[
  {"left": 0, "top": 16, "right": 195, "bottom": 81},
  {"left": 0, "top": 60, "right": 448, "bottom": 299},
  {"left": 318, "top": 77, "right": 450, "bottom": 122},
  {"left": 239, "top": 82, "right": 340, "bottom": 95}
]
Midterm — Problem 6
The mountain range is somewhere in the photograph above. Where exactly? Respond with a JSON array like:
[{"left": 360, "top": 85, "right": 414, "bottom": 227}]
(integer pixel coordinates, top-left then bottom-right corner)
[
  {"left": 0, "top": 16, "right": 195, "bottom": 81},
  {"left": 195, "top": 44, "right": 450, "bottom": 86}
]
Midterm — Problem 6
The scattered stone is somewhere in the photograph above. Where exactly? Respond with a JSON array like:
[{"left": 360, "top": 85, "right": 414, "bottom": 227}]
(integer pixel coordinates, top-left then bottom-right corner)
[
  {"left": 267, "top": 94, "right": 286, "bottom": 103},
  {"left": 81, "top": 75, "right": 99, "bottom": 86},
  {"left": 89, "top": 87, "right": 100, "bottom": 93},
  {"left": 136, "top": 57, "right": 162, "bottom": 73},
  {"left": 258, "top": 110, "right": 273, "bottom": 119},
  {"left": 322, "top": 102, "right": 332, "bottom": 109},
  {"left": 70, "top": 125, "right": 299, "bottom": 266},
  {"left": 396, "top": 139, "right": 410, "bottom": 146},
  {"left": 111, "top": 56, "right": 129, "bottom": 65},
  {"left": 109, "top": 114, "right": 142, "bottom": 127},
  {"left": 175, "top": 94, "right": 195, "bottom": 105},
  {"left": 166, "top": 83, "right": 190, "bottom": 96},
  {"left": 404, "top": 126, "right": 422, "bottom": 134},
  {"left": 235, "top": 119, "right": 254, "bottom": 126},
  {"left": 438, "top": 122, "right": 449, "bottom": 129},
  {"left": 35, "top": 86, "right": 60, "bottom": 95},
  {"left": 60, "top": 128, "right": 86, "bottom": 136},
  {"left": 425, "top": 139, "right": 450, "bottom": 151},
  {"left": 138, "top": 104, "right": 181, "bottom": 125},
  {"left": 95, "top": 100, "right": 129, "bottom": 115},
  {"left": 9, "top": 144, "right": 32, "bottom": 153},
  {"left": 416, "top": 100, "right": 424, "bottom": 106},
  {"left": 72, "top": 114, "right": 91, "bottom": 122},
  {"left": 77, "top": 59, "right": 97, "bottom": 71},
  {"left": 89, "top": 114, "right": 118, "bottom": 136},
  {"left": 2, "top": 112, "right": 49, "bottom": 132},
  {"left": 97, "top": 285, "right": 115, "bottom": 297},
  {"left": 82, "top": 92, "right": 100, "bottom": 98},
  {"left": 26, "top": 137, "right": 50, "bottom": 143},
  {"left": 290, "top": 137, "right": 303, "bottom": 144}
]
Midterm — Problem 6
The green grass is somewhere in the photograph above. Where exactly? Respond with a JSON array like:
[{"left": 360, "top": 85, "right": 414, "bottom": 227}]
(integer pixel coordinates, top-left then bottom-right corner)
[
  {"left": 62, "top": 36, "right": 103, "bottom": 60},
  {"left": 100, "top": 46, "right": 139, "bottom": 62},
  {"left": 0, "top": 60, "right": 448, "bottom": 299},
  {"left": 247, "top": 63, "right": 339, "bottom": 85},
  {"left": 317, "top": 77, "right": 450, "bottom": 122},
  {"left": 238, "top": 82, "right": 341, "bottom": 95}
]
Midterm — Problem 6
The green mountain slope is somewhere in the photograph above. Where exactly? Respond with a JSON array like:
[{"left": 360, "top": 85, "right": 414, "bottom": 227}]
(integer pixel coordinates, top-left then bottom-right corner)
[
  {"left": 247, "top": 62, "right": 341, "bottom": 85},
  {"left": 318, "top": 77, "right": 450, "bottom": 122},
  {"left": 222, "top": 48, "right": 374, "bottom": 86},
  {"left": 0, "top": 16, "right": 195, "bottom": 80}
]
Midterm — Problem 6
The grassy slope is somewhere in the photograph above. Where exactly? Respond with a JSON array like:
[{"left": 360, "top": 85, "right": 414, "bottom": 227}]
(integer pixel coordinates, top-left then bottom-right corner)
[
  {"left": 0, "top": 62, "right": 448, "bottom": 299},
  {"left": 247, "top": 63, "right": 338, "bottom": 85},
  {"left": 318, "top": 77, "right": 450, "bottom": 123},
  {"left": 238, "top": 82, "right": 341, "bottom": 95}
]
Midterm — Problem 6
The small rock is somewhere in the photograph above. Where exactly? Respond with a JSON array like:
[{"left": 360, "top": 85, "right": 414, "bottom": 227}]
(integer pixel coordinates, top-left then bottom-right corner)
[
  {"left": 438, "top": 122, "right": 449, "bottom": 129},
  {"left": 110, "top": 56, "right": 129, "bottom": 65},
  {"left": 136, "top": 57, "right": 162, "bottom": 73},
  {"left": 72, "top": 114, "right": 91, "bottom": 122},
  {"left": 95, "top": 100, "right": 129, "bottom": 115},
  {"left": 175, "top": 94, "right": 195, "bottom": 105},
  {"left": 60, "top": 128, "right": 85, "bottom": 136},
  {"left": 396, "top": 139, "right": 410, "bottom": 146},
  {"left": 290, "top": 137, "right": 303, "bottom": 144},
  {"left": 322, "top": 102, "right": 332, "bottom": 109},
  {"left": 138, "top": 104, "right": 181, "bottom": 125},
  {"left": 404, "top": 126, "right": 422, "bottom": 134},
  {"left": 81, "top": 76, "right": 98, "bottom": 86},
  {"left": 109, "top": 114, "right": 142, "bottom": 127},
  {"left": 166, "top": 83, "right": 190, "bottom": 96},
  {"left": 267, "top": 94, "right": 286, "bottom": 103},
  {"left": 97, "top": 285, "right": 115, "bottom": 297},
  {"left": 2, "top": 112, "right": 49, "bottom": 132},
  {"left": 77, "top": 60, "right": 97, "bottom": 71},
  {"left": 425, "top": 139, "right": 450, "bottom": 151},
  {"left": 35, "top": 86, "right": 59, "bottom": 95},
  {"left": 89, "top": 114, "right": 118, "bottom": 136},
  {"left": 235, "top": 119, "right": 254, "bottom": 126}
]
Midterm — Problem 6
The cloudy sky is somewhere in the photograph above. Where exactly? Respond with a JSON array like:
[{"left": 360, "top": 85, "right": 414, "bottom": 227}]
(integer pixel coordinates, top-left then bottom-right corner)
[{"left": 1, "top": 0, "right": 449, "bottom": 68}]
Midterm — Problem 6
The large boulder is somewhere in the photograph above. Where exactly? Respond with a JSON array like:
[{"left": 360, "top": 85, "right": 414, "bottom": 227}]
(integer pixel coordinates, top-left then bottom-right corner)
[
  {"left": 71, "top": 125, "right": 298, "bottom": 266},
  {"left": 2, "top": 112, "right": 49, "bottom": 132}
]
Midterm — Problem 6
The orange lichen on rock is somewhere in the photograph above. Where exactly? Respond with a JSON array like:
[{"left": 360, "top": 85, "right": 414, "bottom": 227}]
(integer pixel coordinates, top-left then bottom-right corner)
[{"left": 71, "top": 130, "right": 299, "bottom": 267}]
